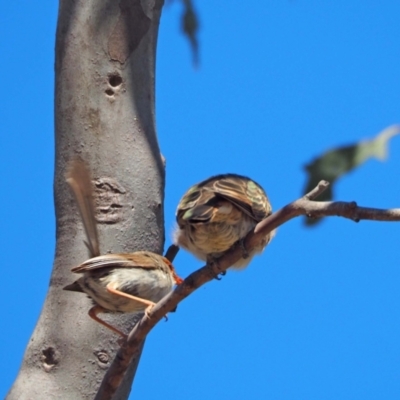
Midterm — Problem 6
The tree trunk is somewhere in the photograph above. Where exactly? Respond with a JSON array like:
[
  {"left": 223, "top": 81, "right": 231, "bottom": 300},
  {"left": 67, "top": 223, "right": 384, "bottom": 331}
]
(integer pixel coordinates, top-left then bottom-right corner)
[{"left": 7, "top": 0, "right": 164, "bottom": 398}]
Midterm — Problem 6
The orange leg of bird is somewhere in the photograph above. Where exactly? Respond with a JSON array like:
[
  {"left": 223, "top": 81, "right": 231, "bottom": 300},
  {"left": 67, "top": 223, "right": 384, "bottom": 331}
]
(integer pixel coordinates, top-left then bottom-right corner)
[
  {"left": 106, "top": 283, "right": 156, "bottom": 318},
  {"left": 88, "top": 305, "right": 127, "bottom": 338}
]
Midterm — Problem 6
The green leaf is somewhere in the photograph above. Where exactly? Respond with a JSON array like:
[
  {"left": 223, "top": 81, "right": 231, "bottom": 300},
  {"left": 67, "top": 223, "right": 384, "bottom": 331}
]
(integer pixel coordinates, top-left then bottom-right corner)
[{"left": 303, "top": 125, "right": 400, "bottom": 226}]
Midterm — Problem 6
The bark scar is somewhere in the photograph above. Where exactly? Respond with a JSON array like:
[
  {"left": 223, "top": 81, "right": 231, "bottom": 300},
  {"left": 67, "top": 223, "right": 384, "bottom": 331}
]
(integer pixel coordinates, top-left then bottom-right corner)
[
  {"left": 108, "top": 0, "right": 151, "bottom": 63},
  {"left": 94, "top": 178, "right": 126, "bottom": 224}
]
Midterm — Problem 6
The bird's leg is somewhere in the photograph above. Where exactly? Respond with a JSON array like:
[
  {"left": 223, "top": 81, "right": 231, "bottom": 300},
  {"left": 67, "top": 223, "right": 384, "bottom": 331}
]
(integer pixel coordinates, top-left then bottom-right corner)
[
  {"left": 88, "top": 305, "right": 127, "bottom": 338},
  {"left": 106, "top": 283, "right": 157, "bottom": 319},
  {"left": 207, "top": 255, "right": 226, "bottom": 280}
]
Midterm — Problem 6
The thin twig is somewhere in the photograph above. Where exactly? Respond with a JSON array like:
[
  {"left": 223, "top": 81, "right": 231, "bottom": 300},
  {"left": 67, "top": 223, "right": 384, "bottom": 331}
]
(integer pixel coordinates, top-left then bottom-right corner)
[
  {"left": 303, "top": 179, "right": 330, "bottom": 200},
  {"left": 164, "top": 244, "right": 180, "bottom": 262},
  {"left": 95, "top": 180, "right": 400, "bottom": 399}
]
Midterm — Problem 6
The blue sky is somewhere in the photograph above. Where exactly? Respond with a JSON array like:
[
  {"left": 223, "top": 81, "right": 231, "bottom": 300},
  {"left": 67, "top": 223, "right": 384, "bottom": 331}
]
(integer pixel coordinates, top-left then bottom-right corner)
[{"left": 2, "top": 1, "right": 400, "bottom": 399}]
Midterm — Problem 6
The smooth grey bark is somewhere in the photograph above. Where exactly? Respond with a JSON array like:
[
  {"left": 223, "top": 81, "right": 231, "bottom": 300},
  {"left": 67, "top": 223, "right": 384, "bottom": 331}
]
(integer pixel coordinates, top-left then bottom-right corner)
[{"left": 7, "top": 0, "right": 164, "bottom": 399}]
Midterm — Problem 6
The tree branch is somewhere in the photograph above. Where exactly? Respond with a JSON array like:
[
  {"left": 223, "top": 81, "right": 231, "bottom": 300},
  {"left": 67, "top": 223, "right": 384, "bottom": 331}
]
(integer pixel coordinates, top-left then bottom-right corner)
[{"left": 95, "top": 180, "right": 400, "bottom": 399}]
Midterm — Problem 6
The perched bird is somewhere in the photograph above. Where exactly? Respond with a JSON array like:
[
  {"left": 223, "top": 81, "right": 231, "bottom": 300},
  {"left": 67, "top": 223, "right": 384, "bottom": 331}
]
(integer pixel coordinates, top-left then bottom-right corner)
[
  {"left": 64, "top": 159, "right": 183, "bottom": 338},
  {"left": 65, "top": 252, "right": 182, "bottom": 337},
  {"left": 174, "top": 174, "right": 275, "bottom": 269}
]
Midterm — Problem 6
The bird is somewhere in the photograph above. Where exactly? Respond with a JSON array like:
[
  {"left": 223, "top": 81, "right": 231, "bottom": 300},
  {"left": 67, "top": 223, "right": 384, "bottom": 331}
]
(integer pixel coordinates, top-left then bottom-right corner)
[
  {"left": 63, "top": 159, "right": 183, "bottom": 338},
  {"left": 64, "top": 251, "right": 183, "bottom": 337},
  {"left": 174, "top": 173, "right": 275, "bottom": 269}
]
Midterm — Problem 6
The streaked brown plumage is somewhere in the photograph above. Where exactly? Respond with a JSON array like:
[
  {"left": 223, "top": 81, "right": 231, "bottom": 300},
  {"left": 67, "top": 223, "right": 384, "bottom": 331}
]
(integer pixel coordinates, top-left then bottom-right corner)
[
  {"left": 63, "top": 159, "right": 182, "bottom": 337},
  {"left": 174, "top": 174, "right": 275, "bottom": 269}
]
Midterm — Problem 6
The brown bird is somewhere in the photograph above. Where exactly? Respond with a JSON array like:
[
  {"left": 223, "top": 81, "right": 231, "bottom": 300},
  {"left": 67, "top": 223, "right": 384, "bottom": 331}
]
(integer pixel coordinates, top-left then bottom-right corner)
[
  {"left": 64, "top": 159, "right": 183, "bottom": 338},
  {"left": 174, "top": 173, "right": 275, "bottom": 269}
]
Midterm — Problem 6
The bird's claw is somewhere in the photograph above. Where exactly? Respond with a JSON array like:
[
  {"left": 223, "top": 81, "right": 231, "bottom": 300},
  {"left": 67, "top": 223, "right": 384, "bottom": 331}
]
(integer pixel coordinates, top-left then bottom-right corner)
[
  {"left": 144, "top": 304, "right": 155, "bottom": 319},
  {"left": 145, "top": 304, "right": 168, "bottom": 321},
  {"left": 214, "top": 271, "right": 226, "bottom": 280}
]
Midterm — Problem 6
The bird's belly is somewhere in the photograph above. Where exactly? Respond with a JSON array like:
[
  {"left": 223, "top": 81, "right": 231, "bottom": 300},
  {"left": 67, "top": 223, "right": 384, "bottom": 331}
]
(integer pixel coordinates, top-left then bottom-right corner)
[
  {"left": 180, "top": 218, "right": 256, "bottom": 259},
  {"left": 80, "top": 269, "right": 173, "bottom": 313}
]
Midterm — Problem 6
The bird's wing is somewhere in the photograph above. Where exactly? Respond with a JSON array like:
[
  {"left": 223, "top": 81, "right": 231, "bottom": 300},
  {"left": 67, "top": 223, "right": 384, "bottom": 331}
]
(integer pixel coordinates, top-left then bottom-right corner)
[
  {"left": 71, "top": 252, "right": 163, "bottom": 273},
  {"left": 176, "top": 174, "right": 272, "bottom": 224},
  {"left": 176, "top": 185, "right": 217, "bottom": 223},
  {"left": 210, "top": 175, "right": 272, "bottom": 222}
]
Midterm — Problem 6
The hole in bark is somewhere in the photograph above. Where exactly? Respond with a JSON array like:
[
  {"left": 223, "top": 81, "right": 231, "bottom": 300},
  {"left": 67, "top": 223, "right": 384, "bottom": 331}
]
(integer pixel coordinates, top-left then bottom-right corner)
[
  {"left": 105, "top": 89, "right": 114, "bottom": 96},
  {"left": 42, "top": 347, "right": 58, "bottom": 365},
  {"left": 108, "top": 74, "right": 122, "bottom": 87}
]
